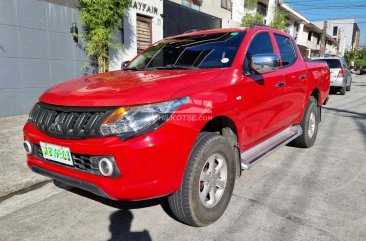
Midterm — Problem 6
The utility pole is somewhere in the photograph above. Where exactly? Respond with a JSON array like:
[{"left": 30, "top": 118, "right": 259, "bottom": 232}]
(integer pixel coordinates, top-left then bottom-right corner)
[
  {"left": 320, "top": 20, "right": 327, "bottom": 56},
  {"left": 336, "top": 29, "right": 341, "bottom": 55}
]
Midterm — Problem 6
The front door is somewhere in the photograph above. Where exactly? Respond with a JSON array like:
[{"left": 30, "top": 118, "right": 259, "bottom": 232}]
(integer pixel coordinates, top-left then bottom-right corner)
[{"left": 241, "top": 31, "right": 287, "bottom": 146}]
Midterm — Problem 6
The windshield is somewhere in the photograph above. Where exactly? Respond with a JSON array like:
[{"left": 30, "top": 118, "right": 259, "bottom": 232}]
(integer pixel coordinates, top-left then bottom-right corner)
[
  {"left": 312, "top": 59, "right": 341, "bottom": 68},
  {"left": 126, "top": 31, "right": 246, "bottom": 70}
]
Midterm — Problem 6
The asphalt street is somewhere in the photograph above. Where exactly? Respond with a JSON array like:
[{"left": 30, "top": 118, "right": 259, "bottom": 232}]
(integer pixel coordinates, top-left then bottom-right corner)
[{"left": 0, "top": 75, "right": 365, "bottom": 241}]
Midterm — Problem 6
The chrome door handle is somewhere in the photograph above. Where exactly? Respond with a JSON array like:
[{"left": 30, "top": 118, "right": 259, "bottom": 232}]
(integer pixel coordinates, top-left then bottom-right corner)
[{"left": 275, "top": 82, "right": 285, "bottom": 88}]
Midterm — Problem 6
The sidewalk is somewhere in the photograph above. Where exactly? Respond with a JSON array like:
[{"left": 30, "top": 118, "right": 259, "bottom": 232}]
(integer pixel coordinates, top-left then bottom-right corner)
[{"left": 0, "top": 115, "right": 49, "bottom": 198}]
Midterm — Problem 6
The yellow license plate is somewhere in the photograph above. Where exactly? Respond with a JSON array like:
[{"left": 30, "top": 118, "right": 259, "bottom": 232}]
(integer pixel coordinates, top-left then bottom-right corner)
[{"left": 40, "top": 142, "right": 73, "bottom": 166}]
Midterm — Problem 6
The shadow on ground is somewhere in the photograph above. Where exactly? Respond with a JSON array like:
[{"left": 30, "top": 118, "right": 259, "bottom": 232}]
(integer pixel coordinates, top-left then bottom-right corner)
[
  {"left": 54, "top": 181, "right": 178, "bottom": 241},
  {"left": 108, "top": 210, "right": 151, "bottom": 241}
]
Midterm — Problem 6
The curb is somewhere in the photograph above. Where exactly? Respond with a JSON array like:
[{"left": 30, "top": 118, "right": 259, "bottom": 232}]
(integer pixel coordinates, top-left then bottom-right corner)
[{"left": 0, "top": 180, "right": 52, "bottom": 204}]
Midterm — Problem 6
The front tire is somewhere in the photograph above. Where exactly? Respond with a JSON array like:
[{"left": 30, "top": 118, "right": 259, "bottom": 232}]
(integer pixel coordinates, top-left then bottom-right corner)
[
  {"left": 168, "top": 132, "right": 236, "bottom": 226},
  {"left": 346, "top": 83, "right": 351, "bottom": 91},
  {"left": 292, "top": 97, "right": 319, "bottom": 148}
]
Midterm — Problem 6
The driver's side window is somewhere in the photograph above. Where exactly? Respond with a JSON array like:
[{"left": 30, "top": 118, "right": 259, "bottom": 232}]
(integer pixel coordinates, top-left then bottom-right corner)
[{"left": 244, "top": 32, "right": 274, "bottom": 74}]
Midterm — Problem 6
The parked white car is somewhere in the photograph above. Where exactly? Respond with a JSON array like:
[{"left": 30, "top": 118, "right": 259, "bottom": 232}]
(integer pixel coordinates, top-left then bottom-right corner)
[{"left": 311, "top": 57, "right": 352, "bottom": 95}]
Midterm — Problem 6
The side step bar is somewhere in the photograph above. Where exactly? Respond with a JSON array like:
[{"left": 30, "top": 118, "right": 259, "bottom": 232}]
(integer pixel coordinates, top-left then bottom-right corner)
[{"left": 241, "top": 125, "right": 302, "bottom": 170}]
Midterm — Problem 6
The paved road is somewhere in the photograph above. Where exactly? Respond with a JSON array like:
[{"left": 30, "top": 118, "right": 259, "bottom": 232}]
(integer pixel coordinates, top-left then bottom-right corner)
[{"left": 1, "top": 75, "right": 366, "bottom": 241}]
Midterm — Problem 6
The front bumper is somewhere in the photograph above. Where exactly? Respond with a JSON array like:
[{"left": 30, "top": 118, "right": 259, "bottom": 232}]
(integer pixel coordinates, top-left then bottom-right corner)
[{"left": 24, "top": 122, "right": 198, "bottom": 200}]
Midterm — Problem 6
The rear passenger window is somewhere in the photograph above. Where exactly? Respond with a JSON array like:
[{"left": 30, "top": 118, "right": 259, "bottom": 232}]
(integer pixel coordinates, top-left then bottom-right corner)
[
  {"left": 274, "top": 34, "right": 297, "bottom": 67},
  {"left": 244, "top": 32, "right": 274, "bottom": 73}
]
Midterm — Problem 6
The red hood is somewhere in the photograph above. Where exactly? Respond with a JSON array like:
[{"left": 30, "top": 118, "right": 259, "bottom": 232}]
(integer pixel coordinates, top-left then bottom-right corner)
[{"left": 39, "top": 69, "right": 223, "bottom": 107}]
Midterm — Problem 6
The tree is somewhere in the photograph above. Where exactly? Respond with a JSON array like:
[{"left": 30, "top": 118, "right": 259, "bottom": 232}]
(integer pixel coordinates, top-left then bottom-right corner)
[
  {"left": 80, "top": 0, "right": 131, "bottom": 73},
  {"left": 241, "top": 3, "right": 289, "bottom": 31},
  {"left": 244, "top": 0, "right": 258, "bottom": 10},
  {"left": 344, "top": 49, "right": 366, "bottom": 69},
  {"left": 270, "top": 9, "right": 289, "bottom": 31},
  {"left": 241, "top": 13, "right": 265, "bottom": 27}
]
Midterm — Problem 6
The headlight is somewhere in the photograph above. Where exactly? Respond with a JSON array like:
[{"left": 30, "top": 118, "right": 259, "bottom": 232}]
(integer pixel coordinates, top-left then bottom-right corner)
[{"left": 100, "top": 97, "right": 189, "bottom": 140}]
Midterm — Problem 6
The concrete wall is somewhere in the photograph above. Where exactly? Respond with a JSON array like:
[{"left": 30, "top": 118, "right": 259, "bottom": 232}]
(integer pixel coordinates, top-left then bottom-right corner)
[
  {"left": 302, "top": 28, "right": 321, "bottom": 52},
  {"left": 0, "top": 0, "right": 90, "bottom": 117},
  {"left": 232, "top": 0, "right": 244, "bottom": 24},
  {"left": 169, "top": 0, "right": 231, "bottom": 20}
]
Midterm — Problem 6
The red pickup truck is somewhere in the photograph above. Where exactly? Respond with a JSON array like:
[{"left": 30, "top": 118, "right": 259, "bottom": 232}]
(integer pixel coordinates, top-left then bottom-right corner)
[{"left": 23, "top": 26, "right": 330, "bottom": 226}]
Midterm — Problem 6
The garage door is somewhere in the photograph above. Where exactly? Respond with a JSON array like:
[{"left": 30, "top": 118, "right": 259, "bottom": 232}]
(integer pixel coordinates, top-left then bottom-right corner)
[
  {"left": 136, "top": 15, "right": 152, "bottom": 54},
  {"left": 163, "top": 0, "right": 221, "bottom": 38}
]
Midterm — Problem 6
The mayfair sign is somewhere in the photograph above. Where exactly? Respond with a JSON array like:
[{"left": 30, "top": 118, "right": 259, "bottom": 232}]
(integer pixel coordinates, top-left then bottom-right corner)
[{"left": 132, "top": 1, "right": 159, "bottom": 15}]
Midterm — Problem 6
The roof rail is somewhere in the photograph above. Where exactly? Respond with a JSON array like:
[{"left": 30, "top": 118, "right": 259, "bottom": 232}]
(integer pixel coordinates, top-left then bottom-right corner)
[{"left": 250, "top": 23, "right": 274, "bottom": 29}]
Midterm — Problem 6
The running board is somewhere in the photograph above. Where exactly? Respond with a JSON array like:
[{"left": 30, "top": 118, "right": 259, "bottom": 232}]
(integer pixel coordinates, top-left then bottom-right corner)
[{"left": 241, "top": 125, "right": 302, "bottom": 170}]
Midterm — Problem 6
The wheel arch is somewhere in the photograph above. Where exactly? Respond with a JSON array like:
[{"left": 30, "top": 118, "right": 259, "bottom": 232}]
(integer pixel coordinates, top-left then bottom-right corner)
[
  {"left": 310, "top": 87, "right": 320, "bottom": 105},
  {"left": 200, "top": 115, "right": 242, "bottom": 177}
]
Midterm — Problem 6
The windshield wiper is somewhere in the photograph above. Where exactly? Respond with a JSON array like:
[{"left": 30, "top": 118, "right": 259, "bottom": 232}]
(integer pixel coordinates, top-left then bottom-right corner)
[{"left": 124, "top": 67, "right": 143, "bottom": 71}]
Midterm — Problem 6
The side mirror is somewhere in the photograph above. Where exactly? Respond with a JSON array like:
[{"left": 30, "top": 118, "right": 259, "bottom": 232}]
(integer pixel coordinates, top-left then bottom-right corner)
[
  {"left": 250, "top": 54, "right": 280, "bottom": 74},
  {"left": 121, "top": 61, "right": 130, "bottom": 69}
]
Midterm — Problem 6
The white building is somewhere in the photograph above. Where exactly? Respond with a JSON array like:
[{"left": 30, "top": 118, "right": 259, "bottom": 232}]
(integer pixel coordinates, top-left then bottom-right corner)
[
  {"left": 279, "top": 1, "right": 337, "bottom": 57},
  {"left": 110, "top": 0, "right": 243, "bottom": 70},
  {"left": 313, "top": 19, "right": 360, "bottom": 55},
  {"left": 109, "top": 0, "right": 164, "bottom": 70}
]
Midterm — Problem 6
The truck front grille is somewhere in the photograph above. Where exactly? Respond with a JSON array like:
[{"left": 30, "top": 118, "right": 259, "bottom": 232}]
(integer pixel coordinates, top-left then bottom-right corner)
[{"left": 29, "top": 102, "right": 115, "bottom": 139}]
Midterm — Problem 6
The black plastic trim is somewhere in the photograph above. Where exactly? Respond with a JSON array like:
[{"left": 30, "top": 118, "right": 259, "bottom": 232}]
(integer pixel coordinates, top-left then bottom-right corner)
[
  {"left": 31, "top": 166, "right": 115, "bottom": 200},
  {"left": 38, "top": 102, "right": 118, "bottom": 112}
]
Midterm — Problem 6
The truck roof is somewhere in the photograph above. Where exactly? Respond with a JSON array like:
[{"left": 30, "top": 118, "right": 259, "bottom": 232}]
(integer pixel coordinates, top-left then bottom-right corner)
[
  {"left": 167, "top": 25, "right": 290, "bottom": 40},
  {"left": 166, "top": 27, "right": 247, "bottom": 39}
]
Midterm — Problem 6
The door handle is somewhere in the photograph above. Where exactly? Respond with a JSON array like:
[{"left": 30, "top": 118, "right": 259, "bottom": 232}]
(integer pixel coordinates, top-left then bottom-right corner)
[
  {"left": 275, "top": 82, "right": 285, "bottom": 88},
  {"left": 300, "top": 75, "right": 306, "bottom": 80}
]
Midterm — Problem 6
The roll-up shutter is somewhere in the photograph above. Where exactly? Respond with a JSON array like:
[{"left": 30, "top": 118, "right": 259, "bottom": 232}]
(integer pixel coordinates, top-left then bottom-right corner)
[{"left": 136, "top": 15, "right": 152, "bottom": 53}]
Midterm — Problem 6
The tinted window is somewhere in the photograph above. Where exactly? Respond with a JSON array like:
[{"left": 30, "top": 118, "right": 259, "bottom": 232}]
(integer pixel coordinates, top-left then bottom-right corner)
[
  {"left": 312, "top": 59, "right": 342, "bottom": 68},
  {"left": 275, "top": 34, "right": 297, "bottom": 67},
  {"left": 127, "top": 31, "right": 246, "bottom": 70},
  {"left": 244, "top": 32, "right": 274, "bottom": 73}
]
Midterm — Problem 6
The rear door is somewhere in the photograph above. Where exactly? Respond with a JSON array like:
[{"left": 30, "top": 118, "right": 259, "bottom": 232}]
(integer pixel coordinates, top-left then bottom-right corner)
[
  {"left": 273, "top": 33, "right": 307, "bottom": 124},
  {"left": 241, "top": 31, "right": 288, "bottom": 145}
]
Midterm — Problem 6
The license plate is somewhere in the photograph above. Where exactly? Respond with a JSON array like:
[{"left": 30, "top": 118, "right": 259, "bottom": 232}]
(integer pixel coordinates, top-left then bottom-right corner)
[{"left": 40, "top": 142, "right": 73, "bottom": 166}]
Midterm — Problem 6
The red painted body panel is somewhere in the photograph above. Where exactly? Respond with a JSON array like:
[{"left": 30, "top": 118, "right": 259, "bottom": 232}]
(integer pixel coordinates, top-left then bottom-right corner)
[{"left": 24, "top": 26, "right": 330, "bottom": 200}]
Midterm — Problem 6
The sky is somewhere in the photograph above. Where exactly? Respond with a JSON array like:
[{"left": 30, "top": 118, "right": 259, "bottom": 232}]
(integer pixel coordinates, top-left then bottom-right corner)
[{"left": 283, "top": 0, "right": 366, "bottom": 46}]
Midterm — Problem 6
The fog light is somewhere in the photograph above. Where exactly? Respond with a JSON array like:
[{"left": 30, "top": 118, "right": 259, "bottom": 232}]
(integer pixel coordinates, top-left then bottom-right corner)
[
  {"left": 23, "top": 140, "right": 32, "bottom": 155},
  {"left": 98, "top": 158, "right": 114, "bottom": 176}
]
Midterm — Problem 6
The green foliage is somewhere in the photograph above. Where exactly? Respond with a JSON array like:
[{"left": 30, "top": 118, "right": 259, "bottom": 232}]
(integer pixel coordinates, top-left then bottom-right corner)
[
  {"left": 244, "top": 0, "right": 257, "bottom": 10},
  {"left": 241, "top": 7, "right": 289, "bottom": 31},
  {"left": 241, "top": 13, "right": 265, "bottom": 27},
  {"left": 354, "top": 59, "right": 366, "bottom": 68},
  {"left": 80, "top": 0, "right": 131, "bottom": 73},
  {"left": 270, "top": 9, "right": 289, "bottom": 31},
  {"left": 344, "top": 49, "right": 366, "bottom": 68}
]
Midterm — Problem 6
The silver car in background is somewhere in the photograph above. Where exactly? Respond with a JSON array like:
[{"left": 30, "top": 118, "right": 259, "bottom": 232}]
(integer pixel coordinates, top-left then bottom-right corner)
[{"left": 311, "top": 57, "right": 352, "bottom": 95}]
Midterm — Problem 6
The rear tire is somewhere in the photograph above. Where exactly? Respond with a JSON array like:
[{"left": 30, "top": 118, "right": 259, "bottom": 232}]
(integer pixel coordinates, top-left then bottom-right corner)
[
  {"left": 292, "top": 97, "right": 319, "bottom": 148},
  {"left": 340, "top": 86, "right": 346, "bottom": 95},
  {"left": 168, "top": 132, "right": 236, "bottom": 226}
]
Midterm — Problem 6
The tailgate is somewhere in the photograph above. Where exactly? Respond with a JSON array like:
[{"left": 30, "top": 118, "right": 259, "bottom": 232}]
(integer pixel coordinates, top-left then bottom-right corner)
[{"left": 329, "top": 68, "right": 340, "bottom": 82}]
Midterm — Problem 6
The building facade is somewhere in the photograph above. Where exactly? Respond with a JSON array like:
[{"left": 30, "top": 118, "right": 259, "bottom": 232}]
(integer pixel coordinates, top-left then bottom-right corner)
[
  {"left": 0, "top": 0, "right": 90, "bottom": 117},
  {"left": 279, "top": 2, "right": 337, "bottom": 57},
  {"left": 0, "top": 0, "right": 359, "bottom": 117},
  {"left": 313, "top": 19, "right": 360, "bottom": 55},
  {"left": 109, "top": 0, "right": 164, "bottom": 70}
]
